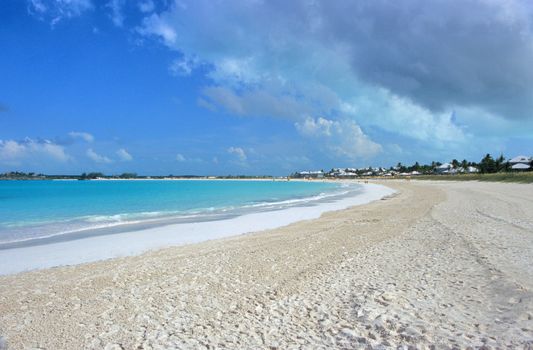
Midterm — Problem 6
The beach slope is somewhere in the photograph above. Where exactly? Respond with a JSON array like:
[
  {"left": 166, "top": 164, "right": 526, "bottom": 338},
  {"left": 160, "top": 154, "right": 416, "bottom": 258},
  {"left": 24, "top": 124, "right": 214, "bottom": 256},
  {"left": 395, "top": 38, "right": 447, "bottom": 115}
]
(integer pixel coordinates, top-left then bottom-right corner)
[{"left": 0, "top": 181, "right": 532, "bottom": 348}]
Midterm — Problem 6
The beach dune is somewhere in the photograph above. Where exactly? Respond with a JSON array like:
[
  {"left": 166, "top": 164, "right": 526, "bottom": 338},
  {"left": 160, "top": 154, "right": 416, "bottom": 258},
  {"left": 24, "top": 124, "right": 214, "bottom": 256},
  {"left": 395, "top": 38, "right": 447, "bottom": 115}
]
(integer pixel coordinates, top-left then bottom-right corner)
[{"left": 0, "top": 181, "right": 532, "bottom": 348}]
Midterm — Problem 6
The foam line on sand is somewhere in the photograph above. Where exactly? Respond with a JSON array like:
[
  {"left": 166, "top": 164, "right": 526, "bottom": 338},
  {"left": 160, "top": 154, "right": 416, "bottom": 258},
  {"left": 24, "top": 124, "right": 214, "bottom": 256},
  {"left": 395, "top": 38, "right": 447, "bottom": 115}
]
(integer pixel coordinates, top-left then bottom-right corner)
[{"left": 0, "top": 183, "right": 394, "bottom": 275}]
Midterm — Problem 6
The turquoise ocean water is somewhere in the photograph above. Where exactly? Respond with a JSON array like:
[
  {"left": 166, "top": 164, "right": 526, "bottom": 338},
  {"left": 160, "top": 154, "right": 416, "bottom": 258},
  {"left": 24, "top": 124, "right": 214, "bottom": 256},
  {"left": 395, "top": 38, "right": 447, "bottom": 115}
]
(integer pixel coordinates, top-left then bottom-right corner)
[{"left": 0, "top": 180, "right": 357, "bottom": 245}]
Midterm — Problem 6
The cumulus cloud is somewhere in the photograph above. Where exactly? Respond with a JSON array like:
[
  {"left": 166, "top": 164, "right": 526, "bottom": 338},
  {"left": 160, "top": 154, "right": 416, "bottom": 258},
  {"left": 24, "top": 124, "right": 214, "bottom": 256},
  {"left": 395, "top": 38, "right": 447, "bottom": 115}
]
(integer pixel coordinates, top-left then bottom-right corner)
[
  {"left": 68, "top": 131, "right": 94, "bottom": 143},
  {"left": 295, "top": 117, "right": 335, "bottom": 137},
  {"left": 0, "top": 140, "right": 26, "bottom": 161},
  {"left": 296, "top": 117, "right": 382, "bottom": 159},
  {"left": 86, "top": 148, "right": 112, "bottom": 163},
  {"left": 227, "top": 147, "right": 247, "bottom": 161},
  {"left": 139, "top": 0, "right": 533, "bottom": 152},
  {"left": 116, "top": 148, "right": 133, "bottom": 161},
  {"left": 0, "top": 138, "right": 70, "bottom": 163},
  {"left": 345, "top": 88, "right": 468, "bottom": 143}
]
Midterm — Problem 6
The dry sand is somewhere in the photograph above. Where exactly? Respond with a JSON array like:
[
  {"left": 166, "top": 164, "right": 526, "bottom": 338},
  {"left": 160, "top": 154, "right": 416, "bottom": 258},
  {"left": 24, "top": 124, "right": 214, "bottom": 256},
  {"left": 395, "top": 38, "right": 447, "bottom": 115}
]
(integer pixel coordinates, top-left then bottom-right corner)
[{"left": 0, "top": 180, "right": 532, "bottom": 349}]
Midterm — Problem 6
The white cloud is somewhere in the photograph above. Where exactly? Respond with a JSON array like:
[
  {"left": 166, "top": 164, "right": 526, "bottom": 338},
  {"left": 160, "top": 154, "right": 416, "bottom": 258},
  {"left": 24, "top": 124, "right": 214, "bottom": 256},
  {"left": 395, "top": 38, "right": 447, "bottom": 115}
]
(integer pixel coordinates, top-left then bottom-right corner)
[
  {"left": 332, "top": 119, "right": 382, "bottom": 159},
  {"left": 295, "top": 117, "right": 335, "bottom": 136},
  {"left": 140, "top": 14, "right": 177, "bottom": 45},
  {"left": 39, "top": 140, "right": 70, "bottom": 161},
  {"left": 29, "top": 0, "right": 47, "bottom": 13},
  {"left": 227, "top": 147, "right": 247, "bottom": 161},
  {"left": 209, "top": 57, "right": 263, "bottom": 86},
  {"left": 107, "top": 0, "right": 125, "bottom": 27},
  {"left": 0, "top": 140, "right": 27, "bottom": 161},
  {"left": 28, "top": 0, "right": 93, "bottom": 24},
  {"left": 60, "top": 0, "right": 92, "bottom": 14},
  {"left": 345, "top": 89, "right": 468, "bottom": 144},
  {"left": 138, "top": 0, "right": 154, "bottom": 13},
  {"left": 68, "top": 131, "right": 94, "bottom": 142},
  {"left": 296, "top": 117, "right": 382, "bottom": 159},
  {"left": 86, "top": 148, "right": 112, "bottom": 163},
  {"left": 169, "top": 57, "right": 199, "bottom": 76},
  {"left": 176, "top": 153, "right": 186, "bottom": 161},
  {"left": 116, "top": 148, "right": 133, "bottom": 161},
  {"left": 0, "top": 138, "right": 70, "bottom": 163}
]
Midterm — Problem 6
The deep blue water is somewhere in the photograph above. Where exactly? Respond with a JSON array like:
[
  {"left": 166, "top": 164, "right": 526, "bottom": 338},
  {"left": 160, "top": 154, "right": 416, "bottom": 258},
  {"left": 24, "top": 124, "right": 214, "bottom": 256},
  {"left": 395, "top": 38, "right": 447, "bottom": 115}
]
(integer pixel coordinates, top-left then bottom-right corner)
[{"left": 0, "top": 180, "right": 349, "bottom": 243}]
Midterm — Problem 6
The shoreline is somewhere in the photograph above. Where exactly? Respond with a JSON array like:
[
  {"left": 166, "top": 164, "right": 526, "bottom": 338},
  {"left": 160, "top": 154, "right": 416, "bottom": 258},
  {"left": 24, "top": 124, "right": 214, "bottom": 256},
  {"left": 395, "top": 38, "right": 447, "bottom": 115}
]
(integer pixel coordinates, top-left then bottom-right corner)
[
  {"left": 1, "top": 180, "right": 531, "bottom": 348},
  {"left": 0, "top": 179, "right": 350, "bottom": 249},
  {"left": 0, "top": 178, "right": 344, "bottom": 250},
  {"left": 0, "top": 182, "right": 395, "bottom": 276}
]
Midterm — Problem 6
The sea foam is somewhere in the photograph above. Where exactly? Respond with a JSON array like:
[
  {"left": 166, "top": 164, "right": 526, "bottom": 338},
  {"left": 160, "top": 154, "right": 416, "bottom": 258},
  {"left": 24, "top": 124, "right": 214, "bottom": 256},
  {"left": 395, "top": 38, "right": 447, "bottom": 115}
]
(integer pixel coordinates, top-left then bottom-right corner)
[{"left": 0, "top": 183, "right": 395, "bottom": 275}]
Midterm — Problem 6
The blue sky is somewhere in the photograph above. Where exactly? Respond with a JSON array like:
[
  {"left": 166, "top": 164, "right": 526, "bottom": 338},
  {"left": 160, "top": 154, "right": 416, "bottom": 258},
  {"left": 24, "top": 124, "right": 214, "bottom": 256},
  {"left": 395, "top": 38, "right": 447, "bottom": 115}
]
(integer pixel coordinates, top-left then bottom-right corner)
[{"left": 1, "top": 0, "right": 532, "bottom": 175}]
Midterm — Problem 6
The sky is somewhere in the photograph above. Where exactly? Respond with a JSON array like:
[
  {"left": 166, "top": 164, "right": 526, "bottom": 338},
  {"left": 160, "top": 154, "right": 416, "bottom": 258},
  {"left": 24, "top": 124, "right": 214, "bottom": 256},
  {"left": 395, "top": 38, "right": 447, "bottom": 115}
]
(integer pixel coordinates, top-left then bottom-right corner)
[{"left": 1, "top": 0, "right": 532, "bottom": 175}]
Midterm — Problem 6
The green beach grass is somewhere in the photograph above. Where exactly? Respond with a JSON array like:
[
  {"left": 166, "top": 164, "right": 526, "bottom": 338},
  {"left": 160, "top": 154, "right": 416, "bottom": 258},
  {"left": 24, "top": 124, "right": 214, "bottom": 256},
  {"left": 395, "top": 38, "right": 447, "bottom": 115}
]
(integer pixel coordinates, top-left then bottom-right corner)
[{"left": 413, "top": 172, "right": 533, "bottom": 184}]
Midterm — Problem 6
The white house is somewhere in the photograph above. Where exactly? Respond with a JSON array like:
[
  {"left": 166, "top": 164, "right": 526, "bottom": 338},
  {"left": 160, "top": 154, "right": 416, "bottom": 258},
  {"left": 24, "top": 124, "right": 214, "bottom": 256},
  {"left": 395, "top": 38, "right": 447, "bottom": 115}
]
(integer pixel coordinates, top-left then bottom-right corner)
[
  {"left": 435, "top": 163, "right": 453, "bottom": 174},
  {"left": 509, "top": 155, "right": 531, "bottom": 164},
  {"left": 509, "top": 155, "right": 532, "bottom": 170},
  {"left": 512, "top": 163, "right": 531, "bottom": 170},
  {"left": 296, "top": 170, "right": 324, "bottom": 178}
]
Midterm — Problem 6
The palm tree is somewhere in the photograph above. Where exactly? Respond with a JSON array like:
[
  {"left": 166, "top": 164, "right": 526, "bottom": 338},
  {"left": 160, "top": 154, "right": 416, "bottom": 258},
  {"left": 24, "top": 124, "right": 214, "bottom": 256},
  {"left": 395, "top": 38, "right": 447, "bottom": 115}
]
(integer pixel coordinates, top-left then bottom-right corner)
[
  {"left": 451, "top": 159, "right": 460, "bottom": 168},
  {"left": 495, "top": 154, "right": 507, "bottom": 172},
  {"left": 480, "top": 154, "right": 496, "bottom": 173}
]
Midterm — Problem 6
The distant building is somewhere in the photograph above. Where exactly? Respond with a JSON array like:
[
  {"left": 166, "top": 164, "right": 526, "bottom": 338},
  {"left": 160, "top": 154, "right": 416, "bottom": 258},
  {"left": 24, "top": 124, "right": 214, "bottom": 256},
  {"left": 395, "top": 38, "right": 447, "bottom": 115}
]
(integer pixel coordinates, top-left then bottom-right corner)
[
  {"left": 455, "top": 166, "right": 479, "bottom": 174},
  {"left": 294, "top": 170, "right": 324, "bottom": 179},
  {"left": 509, "top": 155, "right": 532, "bottom": 164},
  {"left": 511, "top": 163, "right": 531, "bottom": 170},
  {"left": 509, "top": 155, "right": 532, "bottom": 170},
  {"left": 327, "top": 168, "right": 359, "bottom": 178},
  {"left": 435, "top": 163, "right": 453, "bottom": 174}
]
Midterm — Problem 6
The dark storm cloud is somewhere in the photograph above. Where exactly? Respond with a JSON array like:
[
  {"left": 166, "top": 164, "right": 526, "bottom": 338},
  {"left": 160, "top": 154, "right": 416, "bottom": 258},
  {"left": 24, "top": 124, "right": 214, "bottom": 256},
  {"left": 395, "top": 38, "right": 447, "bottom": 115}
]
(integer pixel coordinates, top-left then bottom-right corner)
[{"left": 313, "top": 0, "right": 533, "bottom": 119}]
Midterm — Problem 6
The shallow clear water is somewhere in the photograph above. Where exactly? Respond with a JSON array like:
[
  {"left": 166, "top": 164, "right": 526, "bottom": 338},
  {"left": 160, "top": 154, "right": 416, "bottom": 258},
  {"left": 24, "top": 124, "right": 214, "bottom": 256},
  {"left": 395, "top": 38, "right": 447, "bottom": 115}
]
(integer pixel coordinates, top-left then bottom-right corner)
[{"left": 0, "top": 180, "right": 356, "bottom": 244}]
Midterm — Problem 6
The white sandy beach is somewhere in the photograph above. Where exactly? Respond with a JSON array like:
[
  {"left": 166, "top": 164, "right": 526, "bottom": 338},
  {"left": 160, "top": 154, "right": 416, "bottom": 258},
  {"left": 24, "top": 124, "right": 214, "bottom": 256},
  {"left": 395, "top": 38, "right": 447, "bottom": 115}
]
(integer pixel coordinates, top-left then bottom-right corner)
[{"left": 0, "top": 180, "right": 532, "bottom": 349}]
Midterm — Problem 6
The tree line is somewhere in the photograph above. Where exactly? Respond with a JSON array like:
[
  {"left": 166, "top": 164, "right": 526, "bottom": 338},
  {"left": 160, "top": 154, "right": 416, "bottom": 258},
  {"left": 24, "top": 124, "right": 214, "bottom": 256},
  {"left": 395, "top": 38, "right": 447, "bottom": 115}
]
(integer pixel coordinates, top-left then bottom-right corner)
[{"left": 395, "top": 154, "right": 528, "bottom": 174}]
